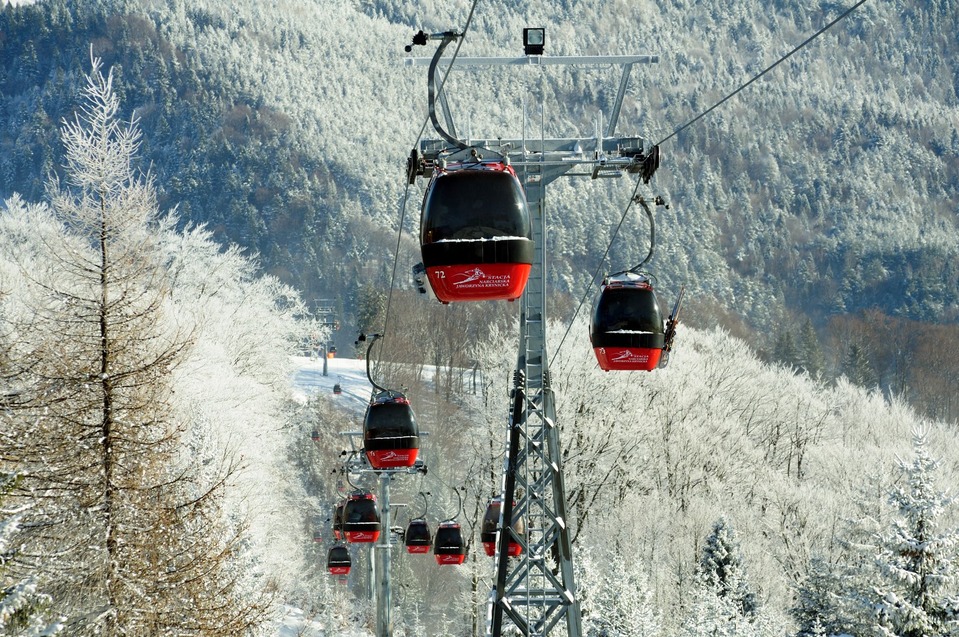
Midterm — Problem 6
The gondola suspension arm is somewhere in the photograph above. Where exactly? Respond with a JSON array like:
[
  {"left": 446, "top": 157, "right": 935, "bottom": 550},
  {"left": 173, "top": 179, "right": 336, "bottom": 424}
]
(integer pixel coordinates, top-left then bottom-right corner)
[{"left": 407, "top": 30, "right": 468, "bottom": 151}]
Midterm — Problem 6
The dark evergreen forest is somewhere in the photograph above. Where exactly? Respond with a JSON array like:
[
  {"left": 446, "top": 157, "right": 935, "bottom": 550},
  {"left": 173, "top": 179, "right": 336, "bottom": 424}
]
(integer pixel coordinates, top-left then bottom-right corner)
[{"left": 1, "top": 0, "right": 957, "bottom": 419}]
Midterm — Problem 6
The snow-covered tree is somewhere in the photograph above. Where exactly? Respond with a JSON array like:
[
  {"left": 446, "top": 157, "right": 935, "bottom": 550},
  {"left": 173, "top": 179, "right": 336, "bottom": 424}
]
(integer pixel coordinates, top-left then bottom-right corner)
[
  {"left": 577, "top": 549, "right": 661, "bottom": 637},
  {"left": 868, "top": 428, "right": 959, "bottom": 637},
  {"left": 0, "top": 473, "right": 63, "bottom": 637},
  {"left": 0, "top": 55, "right": 269, "bottom": 635},
  {"left": 699, "top": 517, "right": 759, "bottom": 618},
  {"left": 791, "top": 556, "right": 850, "bottom": 637},
  {"left": 676, "top": 517, "right": 785, "bottom": 637}
]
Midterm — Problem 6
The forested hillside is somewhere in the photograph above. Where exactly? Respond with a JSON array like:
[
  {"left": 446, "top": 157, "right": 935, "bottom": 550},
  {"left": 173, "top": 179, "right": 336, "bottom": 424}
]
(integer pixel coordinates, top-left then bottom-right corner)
[
  {"left": 2, "top": 0, "right": 957, "bottom": 420},
  {"left": 2, "top": 31, "right": 959, "bottom": 633}
]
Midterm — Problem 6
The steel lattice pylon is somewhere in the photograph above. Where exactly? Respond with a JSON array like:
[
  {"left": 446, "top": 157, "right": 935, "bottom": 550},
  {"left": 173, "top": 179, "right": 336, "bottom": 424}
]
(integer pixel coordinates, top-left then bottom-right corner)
[{"left": 408, "top": 46, "right": 658, "bottom": 637}]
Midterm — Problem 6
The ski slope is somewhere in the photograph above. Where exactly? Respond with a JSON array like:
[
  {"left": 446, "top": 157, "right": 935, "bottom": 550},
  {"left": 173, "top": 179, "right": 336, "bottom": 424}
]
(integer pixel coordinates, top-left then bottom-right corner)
[{"left": 291, "top": 354, "right": 373, "bottom": 415}]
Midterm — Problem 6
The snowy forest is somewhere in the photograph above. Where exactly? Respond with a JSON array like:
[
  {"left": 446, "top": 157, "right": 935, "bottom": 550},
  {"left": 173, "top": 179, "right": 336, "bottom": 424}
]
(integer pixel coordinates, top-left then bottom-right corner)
[{"left": 2, "top": 0, "right": 959, "bottom": 635}]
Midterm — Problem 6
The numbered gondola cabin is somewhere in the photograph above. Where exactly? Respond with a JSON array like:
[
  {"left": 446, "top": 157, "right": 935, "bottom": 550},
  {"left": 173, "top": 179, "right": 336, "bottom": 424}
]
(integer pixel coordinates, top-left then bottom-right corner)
[
  {"left": 590, "top": 272, "right": 665, "bottom": 371},
  {"left": 420, "top": 161, "right": 534, "bottom": 303}
]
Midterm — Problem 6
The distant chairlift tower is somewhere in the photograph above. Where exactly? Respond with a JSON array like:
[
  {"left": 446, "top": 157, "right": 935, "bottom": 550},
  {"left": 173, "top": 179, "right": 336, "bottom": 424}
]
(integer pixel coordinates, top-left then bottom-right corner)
[{"left": 407, "top": 34, "right": 659, "bottom": 637}]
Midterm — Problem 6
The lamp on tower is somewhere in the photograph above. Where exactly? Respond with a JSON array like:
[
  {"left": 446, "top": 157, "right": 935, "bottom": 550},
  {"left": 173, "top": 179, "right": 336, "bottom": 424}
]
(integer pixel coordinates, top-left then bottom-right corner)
[{"left": 523, "top": 28, "right": 545, "bottom": 56}]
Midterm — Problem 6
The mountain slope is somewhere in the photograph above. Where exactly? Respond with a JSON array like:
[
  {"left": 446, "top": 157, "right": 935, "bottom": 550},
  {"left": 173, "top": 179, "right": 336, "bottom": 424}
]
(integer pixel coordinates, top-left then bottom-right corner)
[{"left": 1, "top": 0, "right": 957, "bottom": 357}]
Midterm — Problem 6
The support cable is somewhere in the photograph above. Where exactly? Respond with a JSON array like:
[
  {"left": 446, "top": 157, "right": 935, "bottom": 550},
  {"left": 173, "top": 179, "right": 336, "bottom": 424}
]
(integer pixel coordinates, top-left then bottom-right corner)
[
  {"left": 656, "top": 0, "right": 871, "bottom": 147},
  {"left": 377, "top": 0, "right": 481, "bottom": 373},
  {"left": 550, "top": 0, "right": 871, "bottom": 364}
]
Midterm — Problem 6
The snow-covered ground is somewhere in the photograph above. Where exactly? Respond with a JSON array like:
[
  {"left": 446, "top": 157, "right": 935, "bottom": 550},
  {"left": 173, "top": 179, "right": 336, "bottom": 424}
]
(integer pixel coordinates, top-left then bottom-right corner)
[
  {"left": 275, "top": 604, "right": 372, "bottom": 637},
  {"left": 291, "top": 354, "right": 373, "bottom": 414}
]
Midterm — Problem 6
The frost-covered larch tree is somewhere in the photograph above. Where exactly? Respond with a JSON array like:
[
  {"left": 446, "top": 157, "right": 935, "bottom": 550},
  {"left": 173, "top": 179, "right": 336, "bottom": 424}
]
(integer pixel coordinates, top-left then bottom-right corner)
[
  {"left": 869, "top": 428, "right": 959, "bottom": 637},
  {"left": 0, "top": 55, "right": 268, "bottom": 635}
]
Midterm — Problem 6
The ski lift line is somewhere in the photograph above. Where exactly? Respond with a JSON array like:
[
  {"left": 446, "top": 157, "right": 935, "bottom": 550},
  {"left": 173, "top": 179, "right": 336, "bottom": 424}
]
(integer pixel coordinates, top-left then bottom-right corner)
[
  {"left": 380, "top": 179, "right": 412, "bottom": 372},
  {"left": 655, "top": 0, "right": 871, "bottom": 147},
  {"left": 379, "top": 0, "right": 481, "bottom": 370},
  {"left": 550, "top": 0, "right": 871, "bottom": 362}
]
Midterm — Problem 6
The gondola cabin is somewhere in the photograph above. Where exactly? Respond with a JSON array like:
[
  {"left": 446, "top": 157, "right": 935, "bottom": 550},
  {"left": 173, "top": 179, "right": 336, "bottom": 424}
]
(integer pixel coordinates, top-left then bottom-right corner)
[
  {"left": 404, "top": 518, "right": 432, "bottom": 554},
  {"left": 364, "top": 391, "right": 419, "bottom": 470},
  {"left": 433, "top": 520, "right": 467, "bottom": 565},
  {"left": 420, "top": 161, "right": 534, "bottom": 303},
  {"left": 590, "top": 272, "right": 665, "bottom": 371},
  {"left": 333, "top": 500, "right": 346, "bottom": 541},
  {"left": 480, "top": 497, "right": 525, "bottom": 557},
  {"left": 333, "top": 383, "right": 342, "bottom": 395},
  {"left": 310, "top": 429, "right": 319, "bottom": 441},
  {"left": 343, "top": 492, "right": 381, "bottom": 543},
  {"left": 327, "top": 545, "right": 352, "bottom": 576}
]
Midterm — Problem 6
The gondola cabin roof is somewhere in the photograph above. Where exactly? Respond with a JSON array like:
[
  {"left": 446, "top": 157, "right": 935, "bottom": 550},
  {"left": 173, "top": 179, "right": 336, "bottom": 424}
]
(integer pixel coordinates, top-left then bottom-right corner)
[
  {"left": 364, "top": 392, "right": 420, "bottom": 470},
  {"left": 590, "top": 272, "right": 666, "bottom": 372},
  {"left": 434, "top": 520, "right": 467, "bottom": 565},
  {"left": 420, "top": 160, "right": 534, "bottom": 303}
]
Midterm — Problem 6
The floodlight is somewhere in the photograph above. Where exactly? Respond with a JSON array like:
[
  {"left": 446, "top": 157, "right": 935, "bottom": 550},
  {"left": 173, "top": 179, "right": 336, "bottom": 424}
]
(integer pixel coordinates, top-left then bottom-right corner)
[{"left": 523, "top": 28, "right": 545, "bottom": 55}]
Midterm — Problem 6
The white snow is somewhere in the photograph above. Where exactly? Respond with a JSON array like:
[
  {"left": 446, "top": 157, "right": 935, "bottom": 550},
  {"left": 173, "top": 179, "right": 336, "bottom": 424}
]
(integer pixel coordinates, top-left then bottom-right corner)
[{"left": 291, "top": 354, "right": 374, "bottom": 416}]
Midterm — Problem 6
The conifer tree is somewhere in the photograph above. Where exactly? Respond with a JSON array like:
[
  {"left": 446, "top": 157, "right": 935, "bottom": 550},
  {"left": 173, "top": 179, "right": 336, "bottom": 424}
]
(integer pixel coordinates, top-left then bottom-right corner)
[
  {"left": 868, "top": 429, "right": 959, "bottom": 637},
  {"left": 699, "top": 517, "right": 759, "bottom": 618},
  {"left": 843, "top": 342, "right": 876, "bottom": 387},
  {"left": 791, "top": 556, "right": 848, "bottom": 637},
  {"left": 797, "top": 319, "right": 825, "bottom": 377},
  {"left": 774, "top": 330, "right": 800, "bottom": 369}
]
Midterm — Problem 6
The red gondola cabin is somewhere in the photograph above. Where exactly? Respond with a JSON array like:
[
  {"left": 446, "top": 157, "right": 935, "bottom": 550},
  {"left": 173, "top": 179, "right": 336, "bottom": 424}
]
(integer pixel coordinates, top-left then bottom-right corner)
[
  {"left": 327, "top": 545, "right": 351, "bottom": 576},
  {"left": 433, "top": 520, "right": 467, "bottom": 565},
  {"left": 404, "top": 518, "right": 432, "bottom": 554},
  {"left": 480, "top": 497, "right": 525, "bottom": 557},
  {"left": 420, "top": 161, "right": 533, "bottom": 303},
  {"left": 343, "top": 492, "right": 381, "bottom": 543},
  {"left": 590, "top": 272, "right": 665, "bottom": 371},
  {"left": 363, "top": 391, "right": 419, "bottom": 470}
]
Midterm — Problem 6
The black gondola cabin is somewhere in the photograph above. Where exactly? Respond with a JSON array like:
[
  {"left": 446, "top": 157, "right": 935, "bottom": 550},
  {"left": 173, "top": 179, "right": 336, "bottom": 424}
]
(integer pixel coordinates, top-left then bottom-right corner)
[
  {"left": 590, "top": 272, "right": 665, "bottom": 371},
  {"left": 327, "top": 545, "right": 351, "bottom": 576},
  {"left": 343, "top": 492, "right": 381, "bottom": 543},
  {"left": 420, "top": 161, "right": 534, "bottom": 303},
  {"left": 480, "top": 497, "right": 525, "bottom": 557},
  {"left": 363, "top": 391, "right": 419, "bottom": 470},
  {"left": 404, "top": 518, "right": 432, "bottom": 554},
  {"left": 433, "top": 520, "right": 467, "bottom": 565}
]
